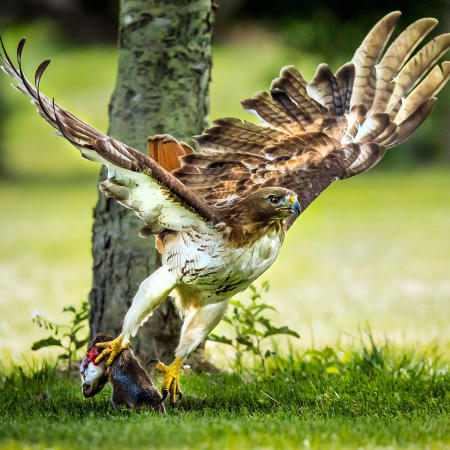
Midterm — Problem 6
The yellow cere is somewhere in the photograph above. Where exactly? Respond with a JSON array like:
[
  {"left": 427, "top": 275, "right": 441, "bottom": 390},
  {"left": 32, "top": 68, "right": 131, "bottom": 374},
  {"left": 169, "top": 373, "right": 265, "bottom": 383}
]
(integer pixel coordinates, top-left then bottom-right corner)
[{"left": 289, "top": 196, "right": 296, "bottom": 204}]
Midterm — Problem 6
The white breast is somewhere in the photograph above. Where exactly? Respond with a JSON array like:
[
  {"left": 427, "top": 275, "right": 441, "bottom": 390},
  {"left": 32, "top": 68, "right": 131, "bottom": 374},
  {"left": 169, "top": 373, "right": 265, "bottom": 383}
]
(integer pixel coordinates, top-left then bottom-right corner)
[{"left": 163, "top": 228, "right": 284, "bottom": 307}]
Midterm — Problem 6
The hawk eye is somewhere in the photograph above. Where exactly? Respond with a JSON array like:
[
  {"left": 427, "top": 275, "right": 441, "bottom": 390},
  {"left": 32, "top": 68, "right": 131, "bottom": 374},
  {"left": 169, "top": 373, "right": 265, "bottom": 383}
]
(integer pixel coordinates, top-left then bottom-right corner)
[{"left": 269, "top": 195, "right": 281, "bottom": 206}]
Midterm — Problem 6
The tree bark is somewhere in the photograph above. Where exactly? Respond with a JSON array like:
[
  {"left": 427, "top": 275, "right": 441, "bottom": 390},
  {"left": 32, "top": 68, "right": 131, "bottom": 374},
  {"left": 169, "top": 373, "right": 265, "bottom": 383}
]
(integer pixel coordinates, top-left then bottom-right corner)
[{"left": 89, "top": 0, "right": 214, "bottom": 367}]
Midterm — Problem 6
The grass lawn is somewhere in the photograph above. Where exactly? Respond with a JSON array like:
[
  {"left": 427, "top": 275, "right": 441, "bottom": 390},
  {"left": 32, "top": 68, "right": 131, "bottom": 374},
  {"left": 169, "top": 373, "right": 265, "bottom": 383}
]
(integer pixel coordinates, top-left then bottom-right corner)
[{"left": 1, "top": 342, "right": 449, "bottom": 449}]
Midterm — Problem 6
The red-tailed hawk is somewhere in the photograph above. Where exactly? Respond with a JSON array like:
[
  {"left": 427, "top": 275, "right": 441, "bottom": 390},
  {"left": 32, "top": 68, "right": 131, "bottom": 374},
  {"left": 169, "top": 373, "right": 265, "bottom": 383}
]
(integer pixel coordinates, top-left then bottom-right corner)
[{"left": 1, "top": 11, "right": 448, "bottom": 405}]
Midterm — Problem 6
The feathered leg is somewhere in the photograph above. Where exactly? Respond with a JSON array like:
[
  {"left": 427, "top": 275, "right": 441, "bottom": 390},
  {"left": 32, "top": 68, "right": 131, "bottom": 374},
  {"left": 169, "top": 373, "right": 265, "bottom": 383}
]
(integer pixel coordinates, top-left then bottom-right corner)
[
  {"left": 96, "top": 266, "right": 179, "bottom": 365},
  {"left": 153, "top": 300, "right": 229, "bottom": 406}
]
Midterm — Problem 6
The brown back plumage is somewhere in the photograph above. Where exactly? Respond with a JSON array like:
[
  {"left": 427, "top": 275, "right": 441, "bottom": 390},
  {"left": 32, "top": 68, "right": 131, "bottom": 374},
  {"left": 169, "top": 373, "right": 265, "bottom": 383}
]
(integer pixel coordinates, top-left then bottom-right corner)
[{"left": 173, "top": 11, "right": 449, "bottom": 216}]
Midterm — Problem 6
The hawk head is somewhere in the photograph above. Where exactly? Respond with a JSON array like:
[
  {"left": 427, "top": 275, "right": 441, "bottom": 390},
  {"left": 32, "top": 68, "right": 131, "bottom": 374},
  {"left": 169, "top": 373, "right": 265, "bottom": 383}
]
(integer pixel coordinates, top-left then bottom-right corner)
[
  {"left": 222, "top": 187, "right": 301, "bottom": 244},
  {"left": 245, "top": 187, "right": 301, "bottom": 221}
]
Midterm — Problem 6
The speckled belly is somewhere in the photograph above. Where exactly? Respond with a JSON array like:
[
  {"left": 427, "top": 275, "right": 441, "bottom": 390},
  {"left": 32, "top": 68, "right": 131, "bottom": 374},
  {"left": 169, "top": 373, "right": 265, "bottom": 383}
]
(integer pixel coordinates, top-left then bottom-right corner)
[{"left": 165, "top": 230, "right": 284, "bottom": 309}]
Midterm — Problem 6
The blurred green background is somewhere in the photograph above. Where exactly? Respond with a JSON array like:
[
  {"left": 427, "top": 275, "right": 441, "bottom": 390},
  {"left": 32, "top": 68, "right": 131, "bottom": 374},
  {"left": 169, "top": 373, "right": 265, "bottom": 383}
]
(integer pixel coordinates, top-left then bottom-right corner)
[{"left": 0, "top": 1, "right": 448, "bottom": 363}]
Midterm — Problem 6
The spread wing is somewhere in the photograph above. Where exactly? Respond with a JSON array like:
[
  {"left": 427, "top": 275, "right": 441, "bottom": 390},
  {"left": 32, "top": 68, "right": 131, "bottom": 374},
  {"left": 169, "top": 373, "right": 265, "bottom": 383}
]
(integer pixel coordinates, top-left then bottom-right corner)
[
  {"left": 0, "top": 39, "right": 217, "bottom": 234},
  {"left": 174, "top": 12, "right": 449, "bottom": 215}
]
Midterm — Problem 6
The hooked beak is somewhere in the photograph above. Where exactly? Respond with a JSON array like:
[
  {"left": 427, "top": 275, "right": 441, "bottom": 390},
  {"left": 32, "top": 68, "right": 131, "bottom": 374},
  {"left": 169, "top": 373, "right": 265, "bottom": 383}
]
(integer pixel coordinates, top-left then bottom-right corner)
[{"left": 289, "top": 199, "right": 301, "bottom": 215}]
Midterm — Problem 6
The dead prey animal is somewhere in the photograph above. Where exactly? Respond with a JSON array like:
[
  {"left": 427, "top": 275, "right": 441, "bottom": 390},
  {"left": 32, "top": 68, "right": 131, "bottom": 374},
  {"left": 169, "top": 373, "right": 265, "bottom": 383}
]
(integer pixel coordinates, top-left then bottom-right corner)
[{"left": 80, "top": 333, "right": 165, "bottom": 413}]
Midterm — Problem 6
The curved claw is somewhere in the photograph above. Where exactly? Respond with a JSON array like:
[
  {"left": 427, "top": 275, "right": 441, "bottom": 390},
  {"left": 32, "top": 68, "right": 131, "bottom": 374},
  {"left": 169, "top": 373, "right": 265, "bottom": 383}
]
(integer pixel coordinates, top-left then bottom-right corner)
[
  {"left": 171, "top": 378, "right": 182, "bottom": 407},
  {"left": 153, "top": 357, "right": 183, "bottom": 406},
  {"left": 95, "top": 333, "right": 128, "bottom": 366}
]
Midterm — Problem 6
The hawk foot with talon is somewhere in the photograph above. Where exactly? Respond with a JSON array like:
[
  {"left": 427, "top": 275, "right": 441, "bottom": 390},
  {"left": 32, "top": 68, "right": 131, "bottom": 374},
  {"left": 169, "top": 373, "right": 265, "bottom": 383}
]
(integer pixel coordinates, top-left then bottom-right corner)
[
  {"left": 95, "top": 333, "right": 129, "bottom": 366},
  {"left": 152, "top": 357, "right": 183, "bottom": 406}
]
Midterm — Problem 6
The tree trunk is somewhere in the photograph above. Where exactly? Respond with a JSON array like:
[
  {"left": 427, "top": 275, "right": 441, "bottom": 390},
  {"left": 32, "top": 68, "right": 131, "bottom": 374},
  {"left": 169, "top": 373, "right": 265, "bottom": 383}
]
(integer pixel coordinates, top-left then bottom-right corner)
[{"left": 89, "top": 0, "right": 214, "bottom": 368}]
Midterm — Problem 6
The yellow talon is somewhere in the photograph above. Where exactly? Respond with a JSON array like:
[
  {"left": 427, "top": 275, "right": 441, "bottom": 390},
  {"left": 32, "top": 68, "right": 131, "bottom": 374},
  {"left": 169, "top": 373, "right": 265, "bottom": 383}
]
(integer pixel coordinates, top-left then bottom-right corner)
[
  {"left": 95, "top": 333, "right": 129, "bottom": 366},
  {"left": 153, "top": 357, "right": 183, "bottom": 406}
]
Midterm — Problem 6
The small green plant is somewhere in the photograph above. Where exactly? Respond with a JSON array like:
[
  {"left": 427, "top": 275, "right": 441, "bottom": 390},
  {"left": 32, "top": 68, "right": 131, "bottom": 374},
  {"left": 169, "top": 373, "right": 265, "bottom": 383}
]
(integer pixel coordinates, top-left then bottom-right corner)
[
  {"left": 31, "top": 301, "right": 89, "bottom": 374},
  {"left": 208, "top": 282, "right": 299, "bottom": 373}
]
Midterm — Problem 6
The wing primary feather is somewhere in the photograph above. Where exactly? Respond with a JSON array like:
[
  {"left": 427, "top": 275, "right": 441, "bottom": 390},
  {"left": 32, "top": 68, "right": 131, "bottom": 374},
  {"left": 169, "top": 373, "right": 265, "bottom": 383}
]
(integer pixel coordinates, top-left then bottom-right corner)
[
  {"left": 387, "top": 33, "right": 450, "bottom": 114},
  {"left": 241, "top": 91, "right": 301, "bottom": 133},
  {"left": 0, "top": 37, "right": 219, "bottom": 226},
  {"left": 395, "top": 63, "right": 449, "bottom": 123},
  {"left": 335, "top": 62, "right": 355, "bottom": 114},
  {"left": 16, "top": 39, "right": 38, "bottom": 103},
  {"left": 370, "top": 17, "right": 439, "bottom": 113},
  {"left": 307, "top": 63, "right": 344, "bottom": 115},
  {"left": 270, "top": 88, "right": 305, "bottom": 125},
  {"left": 35, "top": 59, "right": 54, "bottom": 122},
  {"left": 382, "top": 97, "right": 437, "bottom": 147},
  {"left": 351, "top": 11, "right": 402, "bottom": 111},
  {"left": 0, "top": 36, "right": 20, "bottom": 78},
  {"left": 271, "top": 65, "right": 327, "bottom": 120},
  {"left": 51, "top": 98, "right": 81, "bottom": 147},
  {"left": 344, "top": 143, "right": 386, "bottom": 177}
]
